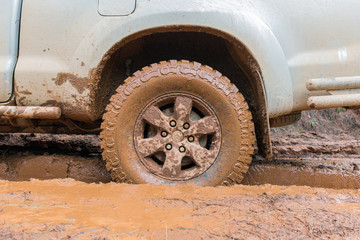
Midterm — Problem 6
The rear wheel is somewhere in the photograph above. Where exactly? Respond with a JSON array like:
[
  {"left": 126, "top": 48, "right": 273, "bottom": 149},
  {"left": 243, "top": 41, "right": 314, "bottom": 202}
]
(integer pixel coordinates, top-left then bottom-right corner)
[{"left": 100, "top": 60, "right": 255, "bottom": 186}]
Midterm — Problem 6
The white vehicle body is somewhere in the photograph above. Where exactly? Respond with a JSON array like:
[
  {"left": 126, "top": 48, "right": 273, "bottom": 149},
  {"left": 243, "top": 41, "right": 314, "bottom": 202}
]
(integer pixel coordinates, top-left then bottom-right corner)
[{"left": 1, "top": 0, "right": 360, "bottom": 161}]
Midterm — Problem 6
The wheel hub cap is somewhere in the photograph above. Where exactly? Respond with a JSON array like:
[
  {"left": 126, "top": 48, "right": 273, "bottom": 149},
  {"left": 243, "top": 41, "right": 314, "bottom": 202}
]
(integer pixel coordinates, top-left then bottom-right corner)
[
  {"left": 172, "top": 131, "right": 184, "bottom": 142},
  {"left": 134, "top": 93, "right": 222, "bottom": 181}
]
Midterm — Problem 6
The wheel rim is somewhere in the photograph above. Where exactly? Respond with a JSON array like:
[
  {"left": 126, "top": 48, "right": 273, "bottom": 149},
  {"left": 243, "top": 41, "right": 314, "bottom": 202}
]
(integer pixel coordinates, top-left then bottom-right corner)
[{"left": 134, "top": 93, "right": 222, "bottom": 181}]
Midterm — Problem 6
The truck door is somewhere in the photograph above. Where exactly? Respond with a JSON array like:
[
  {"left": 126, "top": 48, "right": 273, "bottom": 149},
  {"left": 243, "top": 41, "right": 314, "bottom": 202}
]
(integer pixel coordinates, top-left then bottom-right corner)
[{"left": 0, "top": 0, "right": 22, "bottom": 102}]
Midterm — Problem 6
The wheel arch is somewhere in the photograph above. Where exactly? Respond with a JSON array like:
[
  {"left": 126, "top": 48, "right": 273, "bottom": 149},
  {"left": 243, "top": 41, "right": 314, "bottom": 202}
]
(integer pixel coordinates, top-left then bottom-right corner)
[
  {"left": 83, "top": 11, "right": 293, "bottom": 115},
  {"left": 88, "top": 12, "right": 292, "bottom": 158},
  {"left": 92, "top": 27, "right": 272, "bottom": 158}
]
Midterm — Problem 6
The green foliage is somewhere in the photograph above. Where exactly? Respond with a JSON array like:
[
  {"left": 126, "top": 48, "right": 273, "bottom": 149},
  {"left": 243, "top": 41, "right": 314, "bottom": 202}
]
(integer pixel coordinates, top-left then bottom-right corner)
[
  {"left": 311, "top": 118, "right": 317, "bottom": 127},
  {"left": 335, "top": 107, "right": 346, "bottom": 113}
]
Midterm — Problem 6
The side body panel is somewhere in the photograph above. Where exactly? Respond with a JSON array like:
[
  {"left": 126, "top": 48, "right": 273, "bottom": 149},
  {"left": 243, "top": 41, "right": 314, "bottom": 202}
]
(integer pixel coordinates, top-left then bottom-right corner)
[
  {"left": 14, "top": 0, "right": 360, "bottom": 120},
  {"left": 98, "top": 0, "right": 136, "bottom": 16},
  {"left": 0, "top": 0, "right": 22, "bottom": 102},
  {"left": 14, "top": 0, "right": 101, "bottom": 120},
  {"left": 258, "top": 1, "right": 360, "bottom": 111}
]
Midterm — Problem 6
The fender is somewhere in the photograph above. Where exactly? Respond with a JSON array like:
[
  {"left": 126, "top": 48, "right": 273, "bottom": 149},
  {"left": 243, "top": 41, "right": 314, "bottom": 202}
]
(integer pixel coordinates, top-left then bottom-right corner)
[{"left": 76, "top": 7, "right": 293, "bottom": 119}]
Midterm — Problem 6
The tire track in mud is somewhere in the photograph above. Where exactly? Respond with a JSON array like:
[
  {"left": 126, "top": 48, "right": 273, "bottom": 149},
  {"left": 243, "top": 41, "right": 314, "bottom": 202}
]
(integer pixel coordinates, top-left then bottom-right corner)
[{"left": 0, "top": 132, "right": 359, "bottom": 189}]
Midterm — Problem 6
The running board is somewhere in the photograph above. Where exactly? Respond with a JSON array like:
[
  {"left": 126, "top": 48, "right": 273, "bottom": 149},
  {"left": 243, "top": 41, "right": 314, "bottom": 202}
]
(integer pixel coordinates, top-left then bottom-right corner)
[
  {"left": 307, "top": 76, "right": 360, "bottom": 109},
  {"left": 0, "top": 106, "right": 61, "bottom": 119}
]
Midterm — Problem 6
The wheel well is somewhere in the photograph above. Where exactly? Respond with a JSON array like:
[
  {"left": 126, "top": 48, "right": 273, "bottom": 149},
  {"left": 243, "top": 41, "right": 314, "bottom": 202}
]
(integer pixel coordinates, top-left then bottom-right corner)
[{"left": 93, "top": 27, "right": 271, "bottom": 159}]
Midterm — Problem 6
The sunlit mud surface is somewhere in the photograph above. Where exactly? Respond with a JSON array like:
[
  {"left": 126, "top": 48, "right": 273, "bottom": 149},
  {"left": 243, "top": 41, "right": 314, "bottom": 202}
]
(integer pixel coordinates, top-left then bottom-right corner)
[
  {"left": 0, "top": 180, "right": 359, "bottom": 239},
  {"left": 0, "top": 131, "right": 359, "bottom": 239}
]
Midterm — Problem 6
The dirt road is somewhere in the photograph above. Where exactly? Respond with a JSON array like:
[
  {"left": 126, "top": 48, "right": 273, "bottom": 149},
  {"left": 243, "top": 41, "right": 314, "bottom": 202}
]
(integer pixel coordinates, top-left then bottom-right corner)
[{"left": 0, "top": 180, "right": 359, "bottom": 239}]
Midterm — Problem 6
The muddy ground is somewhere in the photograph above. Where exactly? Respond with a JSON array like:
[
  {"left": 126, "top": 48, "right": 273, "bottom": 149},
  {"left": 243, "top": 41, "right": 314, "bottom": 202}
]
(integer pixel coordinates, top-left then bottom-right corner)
[
  {"left": 0, "top": 108, "right": 359, "bottom": 239},
  {"left": 0, "top": 180, "right": 359, "bottom": 239},
  {"left": 0, "top": 131, "right": 359, "bottom": 189}
]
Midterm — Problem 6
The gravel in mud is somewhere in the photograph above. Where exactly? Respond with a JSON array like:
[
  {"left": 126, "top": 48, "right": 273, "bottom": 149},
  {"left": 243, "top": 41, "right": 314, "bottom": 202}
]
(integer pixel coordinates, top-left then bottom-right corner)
[{"left": 0, "top": 179, "right": 359, "bottom": 239}]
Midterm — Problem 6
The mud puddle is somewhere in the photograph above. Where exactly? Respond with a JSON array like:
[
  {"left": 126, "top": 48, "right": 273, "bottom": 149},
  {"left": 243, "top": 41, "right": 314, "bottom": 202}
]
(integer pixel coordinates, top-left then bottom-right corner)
[{"left": 0, "top": 179, "right": 359, "bottom": 239}]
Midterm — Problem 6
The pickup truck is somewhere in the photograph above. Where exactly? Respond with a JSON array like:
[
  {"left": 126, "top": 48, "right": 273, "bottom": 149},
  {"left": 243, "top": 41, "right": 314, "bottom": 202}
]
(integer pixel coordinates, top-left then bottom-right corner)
[{"left": 1, "top": 0, "right": 360, "bottom": 186}]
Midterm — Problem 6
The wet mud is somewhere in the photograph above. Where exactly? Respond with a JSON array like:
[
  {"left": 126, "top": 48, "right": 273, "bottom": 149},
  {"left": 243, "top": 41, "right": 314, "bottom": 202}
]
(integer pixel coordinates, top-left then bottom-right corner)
[
  {"left": 0, "top": 180, "right": 359, "bottom": 239},
  {"left": 0, "top": 131, "right": 359, "bottom": 239},
  {"left": 0, "top": 148, "right": 359, "bottom": 190},
  {"left": 1, "top": 132, "right": 359, "bottom": 189},
  {"left": 243, "top": 159, "right": 360, "bottom": 189},
  {"left": 270, "top": 131, "right": 360, "bottom": 157},
  {"left": 0, "top": 150, "right": 111, "bottom": 183}
]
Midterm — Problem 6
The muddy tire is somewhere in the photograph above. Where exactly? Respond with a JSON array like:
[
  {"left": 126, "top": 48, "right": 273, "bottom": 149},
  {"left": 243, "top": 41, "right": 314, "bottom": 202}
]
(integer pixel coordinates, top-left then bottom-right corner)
[{"left": 100, "top": 60, "right": 255, "bottom": 186}]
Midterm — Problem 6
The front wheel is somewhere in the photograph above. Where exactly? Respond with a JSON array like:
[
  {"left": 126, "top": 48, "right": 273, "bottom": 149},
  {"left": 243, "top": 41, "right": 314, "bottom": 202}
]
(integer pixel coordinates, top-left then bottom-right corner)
[{"left": 100, "top": 60, "right": 255, "bottom": 186}]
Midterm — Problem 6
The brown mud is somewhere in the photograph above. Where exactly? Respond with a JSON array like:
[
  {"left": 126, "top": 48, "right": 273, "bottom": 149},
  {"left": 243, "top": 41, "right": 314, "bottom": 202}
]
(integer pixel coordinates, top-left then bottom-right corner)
[
  {"left": 0, "top": 180, "right": 359, "bottom": 239},
  {"left": 0, "top": 108, "right": 359, "bottom": 239},
  {"left": 1, "top": 131, "right": 359, "bottom": 189},
  {"left": 0, "top": 147, "right": 359, "bottom": 190}
]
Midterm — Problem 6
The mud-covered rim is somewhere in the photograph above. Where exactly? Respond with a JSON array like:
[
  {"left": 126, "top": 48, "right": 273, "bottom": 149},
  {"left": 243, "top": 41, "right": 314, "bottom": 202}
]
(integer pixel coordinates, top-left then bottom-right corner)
[{"left": 133, "top": 92, "right": 222, "bottom": 181}]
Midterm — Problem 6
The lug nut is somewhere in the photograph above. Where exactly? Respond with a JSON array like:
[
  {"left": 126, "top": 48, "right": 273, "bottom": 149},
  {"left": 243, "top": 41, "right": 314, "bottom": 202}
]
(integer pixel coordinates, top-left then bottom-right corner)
[
  {"left": 183, "top": 122, "right": 190, "bottom": 129},
  {"left": 165, "top": 144, "right": 172, "bottom": 150},
  {"left": 188, "top": 136, "right": 195, "bottom": 142},
  {"left": 161, "top": 131, "right": 168, "bottom": 137},
  {"left": 179, "top": 146, "right": 186, "bottom": 153},
  {"left": 170, "top": 120, "right": 177, "bottom": 127}
]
